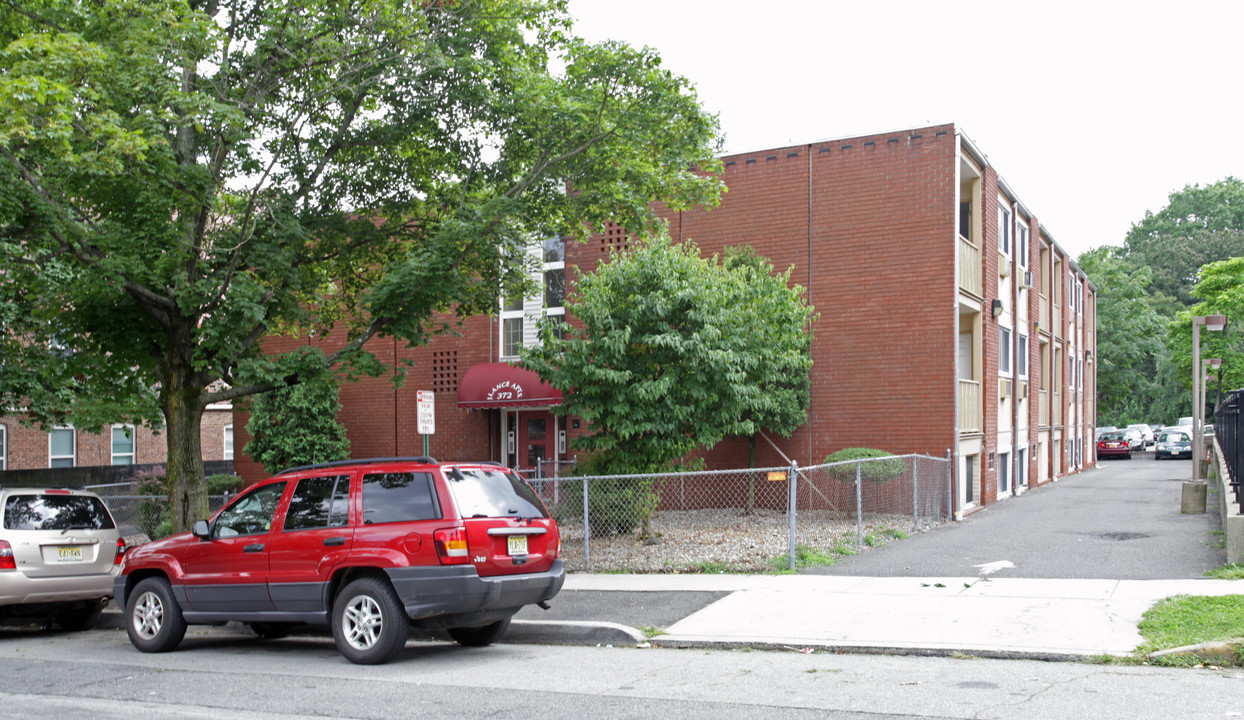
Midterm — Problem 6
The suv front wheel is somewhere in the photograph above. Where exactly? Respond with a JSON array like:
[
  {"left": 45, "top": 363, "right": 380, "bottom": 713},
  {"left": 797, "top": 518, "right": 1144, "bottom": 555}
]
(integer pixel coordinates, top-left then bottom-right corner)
[
  {"left": 332, "top": 577, "right": 410, "bottom": 665},
  {"left": 126, "top": 577, "right": 187, "bottom": 653}
]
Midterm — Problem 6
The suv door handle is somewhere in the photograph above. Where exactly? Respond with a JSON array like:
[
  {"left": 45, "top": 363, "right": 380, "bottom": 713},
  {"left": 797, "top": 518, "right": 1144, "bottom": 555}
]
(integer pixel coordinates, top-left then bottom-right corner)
[
  {"left": 323, "top": 537, "right": 346, "bottom": 547},
  {"left": 243, "top": 543, "right": 265, "bottom": 553}
]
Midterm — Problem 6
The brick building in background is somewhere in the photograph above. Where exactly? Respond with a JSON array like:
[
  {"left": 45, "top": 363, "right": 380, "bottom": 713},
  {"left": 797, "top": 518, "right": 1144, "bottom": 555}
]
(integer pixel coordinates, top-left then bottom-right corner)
[{"left": 235, "top": 123, "right": 1097, "bottom": 516}]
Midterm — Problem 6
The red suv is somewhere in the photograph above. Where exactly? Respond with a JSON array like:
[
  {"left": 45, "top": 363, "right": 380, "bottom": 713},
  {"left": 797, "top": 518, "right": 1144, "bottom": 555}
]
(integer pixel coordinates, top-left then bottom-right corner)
[{"left": 114, "top": 457, "right": 563, "bottom": 664}]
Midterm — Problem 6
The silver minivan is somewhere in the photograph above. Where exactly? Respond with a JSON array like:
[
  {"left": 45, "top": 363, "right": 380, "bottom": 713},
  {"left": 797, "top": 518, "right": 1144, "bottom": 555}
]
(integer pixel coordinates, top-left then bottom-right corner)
[{"left": 1, "top": 487, "right": 125, "bottom": 630}]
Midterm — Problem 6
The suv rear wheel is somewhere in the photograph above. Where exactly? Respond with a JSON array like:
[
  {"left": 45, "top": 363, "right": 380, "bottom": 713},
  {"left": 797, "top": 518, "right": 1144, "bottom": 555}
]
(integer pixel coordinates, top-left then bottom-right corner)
[
  {"left": 126, "top": 577, "right": 187, "bottom": 653},
  {"left": 448, "top": 615, "right": 512, "bottom": 647},
  {"left": 332, "top": 577, "right": 410, "bottom": 665}
]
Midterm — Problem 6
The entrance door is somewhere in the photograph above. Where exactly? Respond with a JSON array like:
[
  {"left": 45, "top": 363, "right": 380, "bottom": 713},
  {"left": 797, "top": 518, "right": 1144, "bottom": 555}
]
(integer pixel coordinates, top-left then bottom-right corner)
[{"left": 506, "top": 409, "right": 556, "bottom": 475}]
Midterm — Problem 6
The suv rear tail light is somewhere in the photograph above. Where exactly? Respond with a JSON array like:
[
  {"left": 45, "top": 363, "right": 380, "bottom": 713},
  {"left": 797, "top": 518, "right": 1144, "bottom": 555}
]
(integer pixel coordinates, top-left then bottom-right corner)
[
  {"left": 114, "top": 537, "right": 127, "bottom": 566},
  {"left": 0, "top": 540, "right": 14, "bottom": 571},
  {"left": 433, "top": 527, "right": 469, "bottom": 565}
]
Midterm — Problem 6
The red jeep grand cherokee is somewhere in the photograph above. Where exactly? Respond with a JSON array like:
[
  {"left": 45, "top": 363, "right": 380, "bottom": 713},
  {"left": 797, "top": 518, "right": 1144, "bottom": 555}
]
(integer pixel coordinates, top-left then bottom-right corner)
[{"left": 114, "top": 457, "right": 564, "bottom": 664}]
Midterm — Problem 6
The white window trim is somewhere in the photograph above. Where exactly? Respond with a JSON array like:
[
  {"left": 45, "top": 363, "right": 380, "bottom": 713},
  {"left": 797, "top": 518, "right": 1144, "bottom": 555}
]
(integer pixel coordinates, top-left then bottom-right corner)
[
  {"left": 0, "top": 424, "right": 6, "bottom": 471},
  {"left": 224, "top": 424, "right": 234, "bottom": 461},
  {"left": 999, "top": 327, "right": 1013, "bottom": 377},
  {"left": 1016, "top": 221, "right": 1028, "bottom": 269},
  {"left": 49, "top": 426, "right": 76, "bottom": 468},
  {"left": 111, "top": 424, "right": 136, "bottom": 466},
  {"left": 998, "top": 203, "right": 1012, "bottom": 257},
  {"left": 1017, "top": 333, "right": 1029, "bottom": 379}
]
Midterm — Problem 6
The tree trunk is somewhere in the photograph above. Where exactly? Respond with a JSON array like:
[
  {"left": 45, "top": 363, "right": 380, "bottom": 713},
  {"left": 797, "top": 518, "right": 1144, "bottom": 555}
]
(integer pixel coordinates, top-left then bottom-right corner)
[{"left": 160, "top": 361, "right": 208, "bottom": 534}]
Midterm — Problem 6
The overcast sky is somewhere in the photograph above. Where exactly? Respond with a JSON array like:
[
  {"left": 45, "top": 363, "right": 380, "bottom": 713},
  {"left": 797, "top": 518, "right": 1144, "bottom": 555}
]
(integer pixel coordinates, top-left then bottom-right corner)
[{"left": 566, "top": 0, "right": 1243, "bottom": 259}]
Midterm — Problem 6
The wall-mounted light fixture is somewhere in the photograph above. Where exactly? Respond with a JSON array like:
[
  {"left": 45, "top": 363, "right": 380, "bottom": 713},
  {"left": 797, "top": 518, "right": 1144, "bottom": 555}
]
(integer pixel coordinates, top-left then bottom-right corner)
[{"left": 991, "top": 299, "right": 1003, "bottom": 318}]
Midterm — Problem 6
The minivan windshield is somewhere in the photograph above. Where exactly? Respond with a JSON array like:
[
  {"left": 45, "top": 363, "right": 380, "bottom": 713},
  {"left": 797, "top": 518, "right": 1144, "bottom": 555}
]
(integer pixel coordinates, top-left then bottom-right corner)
[{"left": 446, "top": 467, "right": 549, "bottom": 519}]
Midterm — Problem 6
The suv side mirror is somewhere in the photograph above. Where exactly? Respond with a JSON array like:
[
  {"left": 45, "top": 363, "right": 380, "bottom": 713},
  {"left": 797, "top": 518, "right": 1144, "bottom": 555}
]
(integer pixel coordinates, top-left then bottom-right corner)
[{"left": 192, "top": 520, "right": 211, "bottom": 539}]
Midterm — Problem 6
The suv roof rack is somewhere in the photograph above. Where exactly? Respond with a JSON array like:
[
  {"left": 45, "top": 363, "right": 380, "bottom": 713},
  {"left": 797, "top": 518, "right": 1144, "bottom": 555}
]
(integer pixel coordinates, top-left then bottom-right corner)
[{"left": 276, "top": 456, "right": 438, "bottom": 476}]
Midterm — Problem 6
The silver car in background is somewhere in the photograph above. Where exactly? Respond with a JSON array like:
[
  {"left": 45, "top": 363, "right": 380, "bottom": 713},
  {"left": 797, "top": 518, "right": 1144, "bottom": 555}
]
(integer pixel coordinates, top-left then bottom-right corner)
[{"left": 0, "top": 487, "right": 125, "bottom": 630}]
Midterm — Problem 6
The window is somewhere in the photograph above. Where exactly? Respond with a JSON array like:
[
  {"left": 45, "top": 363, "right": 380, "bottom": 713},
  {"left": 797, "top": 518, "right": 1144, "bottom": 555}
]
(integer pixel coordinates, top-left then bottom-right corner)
[
  {"left": 283, "top": 475, "right": 350, "bottom": 531},
  {"left": 998, "top": 204, "right": 1012, "bottom": 256},
  {"left": 111, "top": 425, "right": 135, "bottom": 465},
  {"left": 361, "top": 472, "right": 440, "bottom": 524},
  {"left": 499, "top": 235, "right": 566, "bottom": 360},
  {"left": 999, "top": 327, "right": 1012, "bottom": 376},
  {"left": 1016, "top": 222, "right": 1028, "bottom": 268},
  {"left": 0, "top": 425, "right": 5, "bottom": 471},
  {"left": 998, "top": 451, "right": 1010, "bottom": 493},
  {"left": 49, "top": 427, "right": 75, "bottom": 468},
  {"left": 1079, "top": 356, "right": 1085, "bottom": 390},
  {"left": 1017, "top": 333, "right": 1028, "bottom": 378},
  {"left": 223, "top": 424, "right": 234, "bottom": 461},
  {"left": 4, "top": 494, "right": 115, "bottom": 531},
  {"left": 213, "top": 482, "right": 287, "bottom": 537},
  {"left": 1018, "top": 448, "right": 1028, "bottom": 488}
]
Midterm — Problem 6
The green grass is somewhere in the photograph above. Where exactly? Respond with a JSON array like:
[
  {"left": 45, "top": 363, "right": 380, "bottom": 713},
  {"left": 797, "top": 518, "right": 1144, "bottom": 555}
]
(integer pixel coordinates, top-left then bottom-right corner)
[
  {"left": 880, "top": 527, "right": 910, "bottom": 540},
  {"left": 639, "top": 625, "right": 665, "bottom": 638},
  {"left": 767, "top": 544, "right": 842, "bottom": 572},
  {"left": 689, "top": 561, "right": 735, "bottom": 574},
  {"left": 1136, "top": 594, "right": 1244, "bottom": 666},
  {"left": 1205, "top": 564, "right": 1244, "bottom": 580}
]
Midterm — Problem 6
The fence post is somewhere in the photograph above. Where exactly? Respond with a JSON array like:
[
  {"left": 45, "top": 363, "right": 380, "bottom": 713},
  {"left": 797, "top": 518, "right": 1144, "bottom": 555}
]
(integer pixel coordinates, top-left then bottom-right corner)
[
  {"left": 582, "top": 475, "right": 591, "bottom": 571},
  {"left": 855, "top": 462, "right": 864, "bottom": 548},
  {"left": 788, "top": 460, "right": 798, "bottom": 571},
  {"left": 912, "top": 455, "right": 920, "bottom": 532},
  {"left": 946, "top": 449, "right": 954, "bottom": 523}
]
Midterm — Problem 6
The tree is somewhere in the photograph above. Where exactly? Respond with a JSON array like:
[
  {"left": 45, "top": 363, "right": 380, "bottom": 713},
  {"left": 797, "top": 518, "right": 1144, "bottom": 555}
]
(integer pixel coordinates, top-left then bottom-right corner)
[
  {"left": 0, "top": 0, "right": 722, "bottom": 531},
  {"left": 521, "top": 236, "right": 815, "bottom": 477},
  {"left": 244, "top": 379, "right": 351, "bottom": 474},
  {"left": 1167, "top": 256, "right": 1244, "bottom": 417},
  {"left": 1122, "top": 178, "right": 1244, "bottom": 308}
]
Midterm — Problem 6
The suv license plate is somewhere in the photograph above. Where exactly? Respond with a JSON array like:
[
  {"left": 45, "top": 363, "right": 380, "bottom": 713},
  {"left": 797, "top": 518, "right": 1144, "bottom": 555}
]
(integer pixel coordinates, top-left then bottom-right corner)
[
  {"left": 507, "top": 535, "right": 528, "bottom": 556},
  {"left": 58, "top": 546, "right": 83, "bottom": 562}
]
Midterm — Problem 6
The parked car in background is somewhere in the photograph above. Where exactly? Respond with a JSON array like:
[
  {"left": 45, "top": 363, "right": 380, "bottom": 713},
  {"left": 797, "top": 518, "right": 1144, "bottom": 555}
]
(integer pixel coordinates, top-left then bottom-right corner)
[
  {"left": 1154, "top": 428, "right": 1193, "bottom": 460},
  {"left": 115, "top": 457, "right": 564, "bottom": 665},
  {"left": 1148, "top": 423, "right": 1165, "bottom": 436},
  {"left": 1095, "top": 426, "right": 1117, "bottom": 440},
  {"left": 1097, "top": 431, "right": 1133, "bottom": 460},
  {"left": 1, "top": 487, "right": 125, "bottom": 631},
  {"left": 1122, "top": 427, "right": 1145, "bottom": 453},
  {"left": 1126, "top": 423, "right": 1155, "bottom": 448},
  {"left": 1176, "top": 417, "right": 1194, "bottom": 429}
]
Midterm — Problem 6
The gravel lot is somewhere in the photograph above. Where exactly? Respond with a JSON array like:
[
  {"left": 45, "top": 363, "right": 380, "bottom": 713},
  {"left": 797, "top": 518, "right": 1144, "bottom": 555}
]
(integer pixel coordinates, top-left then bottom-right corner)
[{"left": 557, "top": 508, "right": 928, "bottom": 573}]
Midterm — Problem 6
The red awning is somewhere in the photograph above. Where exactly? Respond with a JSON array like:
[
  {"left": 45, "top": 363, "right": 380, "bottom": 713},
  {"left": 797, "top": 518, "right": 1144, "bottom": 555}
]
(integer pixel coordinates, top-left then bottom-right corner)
[{"left": 457, "top": 362, "right": 563, "bottom": 409}]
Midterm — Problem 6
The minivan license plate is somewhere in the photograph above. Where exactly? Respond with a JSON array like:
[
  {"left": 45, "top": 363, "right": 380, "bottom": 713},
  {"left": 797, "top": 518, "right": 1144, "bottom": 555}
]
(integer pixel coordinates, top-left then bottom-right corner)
[
  {"left": 507, "top": 535, "right": 528, "bottom": 556},
  {"left": 58, "top": 546, "right": 82, "bottom": 561}
]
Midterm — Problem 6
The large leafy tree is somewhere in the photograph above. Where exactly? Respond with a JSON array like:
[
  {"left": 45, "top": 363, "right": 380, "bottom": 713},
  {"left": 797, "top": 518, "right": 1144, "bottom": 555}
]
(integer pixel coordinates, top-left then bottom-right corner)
[
  {"left": 1168, "top": 257, "right": 1244, "bottom": 416},
  {"left": 0, "top": 0, "right": 722, "bottom": 531},
  {"left": 521, "top": 237, "right": 815, "bottom": 476},
  {"left": 1122, "top": 178, "right": 1244, "bottom": 309}
]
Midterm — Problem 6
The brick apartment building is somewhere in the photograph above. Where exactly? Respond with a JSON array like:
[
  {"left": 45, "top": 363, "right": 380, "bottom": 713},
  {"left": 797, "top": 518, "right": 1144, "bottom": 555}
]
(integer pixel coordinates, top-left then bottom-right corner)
[
  {"left": 234, "top": 123, "right": 1097, "bottom": 516},
  {"left": 0, "top": 405, "right": 235, "bottom": 477}
]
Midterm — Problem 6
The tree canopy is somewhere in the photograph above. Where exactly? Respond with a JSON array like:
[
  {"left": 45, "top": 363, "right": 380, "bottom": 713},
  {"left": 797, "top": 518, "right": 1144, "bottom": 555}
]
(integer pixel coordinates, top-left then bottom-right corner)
[
  {"left": 0, "top": 0, "right": 723, "bottom": 530},
  {"left": 520, "top": 237, "right": 815, "bottom": 474}
]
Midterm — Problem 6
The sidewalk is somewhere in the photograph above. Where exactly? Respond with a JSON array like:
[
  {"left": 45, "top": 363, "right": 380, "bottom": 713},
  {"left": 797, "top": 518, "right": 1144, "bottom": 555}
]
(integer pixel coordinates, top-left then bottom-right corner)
[{"left": 511, "top": 573, "right": 1244, "bottom": 660}]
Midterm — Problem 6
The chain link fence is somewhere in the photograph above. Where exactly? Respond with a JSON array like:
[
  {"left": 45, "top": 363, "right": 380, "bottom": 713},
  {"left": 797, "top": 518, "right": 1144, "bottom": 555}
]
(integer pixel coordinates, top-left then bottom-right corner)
[
  {"left": 530, "top": 453, "right": 951, "bottom": 573},
  {"left": 86, "top": 481, "right": 232, "bottom": 545}
]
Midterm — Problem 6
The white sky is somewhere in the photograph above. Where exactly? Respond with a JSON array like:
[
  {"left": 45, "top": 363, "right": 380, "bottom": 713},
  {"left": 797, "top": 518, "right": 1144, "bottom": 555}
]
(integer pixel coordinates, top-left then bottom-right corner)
[{"left": 566, "top": 0, "right": 1244, "bottom": 259}]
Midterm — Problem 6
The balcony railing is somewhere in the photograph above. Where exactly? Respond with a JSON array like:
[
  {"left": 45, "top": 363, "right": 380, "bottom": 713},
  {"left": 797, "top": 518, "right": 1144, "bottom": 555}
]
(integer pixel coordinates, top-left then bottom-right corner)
[
  {"left": 959, "top": 236, "right": 982, "bottom": 297},
  {"left": 959, "top": 379, "right": 982, "bottom": 433}
]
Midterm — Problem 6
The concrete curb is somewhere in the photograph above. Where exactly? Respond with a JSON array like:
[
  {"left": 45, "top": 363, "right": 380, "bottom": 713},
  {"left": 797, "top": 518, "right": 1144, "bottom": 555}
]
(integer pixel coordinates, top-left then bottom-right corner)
[{"left": 649, "top": 636, "right": 1090, "bottom": 663}]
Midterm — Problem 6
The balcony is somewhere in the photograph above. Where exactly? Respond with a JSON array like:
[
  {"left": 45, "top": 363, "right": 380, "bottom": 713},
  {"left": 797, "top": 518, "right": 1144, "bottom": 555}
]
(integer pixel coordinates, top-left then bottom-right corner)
[
  {"left": 959, "top": 379, "right": 982, "bottom": 433},
  {"left": 959, "top": 236, "right": 982, "bottom": 298}
]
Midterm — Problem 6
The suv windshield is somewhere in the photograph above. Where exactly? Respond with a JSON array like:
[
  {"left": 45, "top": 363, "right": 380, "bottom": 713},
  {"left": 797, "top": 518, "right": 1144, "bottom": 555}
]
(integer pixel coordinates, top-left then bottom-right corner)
[
  {"left": 3, "top": 494, "right": 116, "bottom": 531},
  {"left": 446, "top": 467, "right": 548, "bottom": 519}
]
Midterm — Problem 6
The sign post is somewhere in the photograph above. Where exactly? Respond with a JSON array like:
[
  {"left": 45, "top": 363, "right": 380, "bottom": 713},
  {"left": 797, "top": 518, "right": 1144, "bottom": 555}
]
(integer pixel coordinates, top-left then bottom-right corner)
[{"left": 416, "top": 390, "right": 435, "bottom": 457}]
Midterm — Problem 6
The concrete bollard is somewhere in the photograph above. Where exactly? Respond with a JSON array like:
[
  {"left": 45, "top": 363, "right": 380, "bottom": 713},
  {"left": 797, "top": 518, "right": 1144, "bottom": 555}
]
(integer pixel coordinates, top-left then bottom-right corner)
[{"left": 1181, "top": 481, "right": 1208, "bottom": 514}]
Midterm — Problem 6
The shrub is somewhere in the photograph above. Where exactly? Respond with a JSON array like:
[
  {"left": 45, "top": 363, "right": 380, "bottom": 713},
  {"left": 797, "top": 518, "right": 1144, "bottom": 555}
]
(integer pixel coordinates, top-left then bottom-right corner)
[
  {"left": 824, "top": 448, "right": 908, "bottom": 482},
  {"left": 555, "top": 450, "right": 665, "bottom": 538}
]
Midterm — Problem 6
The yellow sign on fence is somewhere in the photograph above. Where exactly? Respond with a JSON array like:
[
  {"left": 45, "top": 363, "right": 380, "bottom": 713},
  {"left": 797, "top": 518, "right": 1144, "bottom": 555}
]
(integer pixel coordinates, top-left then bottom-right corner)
[{"left": 766, "top": 471, "right": 787, "bottom": 482}]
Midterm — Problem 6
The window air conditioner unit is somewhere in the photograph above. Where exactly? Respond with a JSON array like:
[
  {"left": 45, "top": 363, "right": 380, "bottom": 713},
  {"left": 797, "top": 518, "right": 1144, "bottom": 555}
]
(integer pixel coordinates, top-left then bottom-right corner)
[
  {"left": 999, "top": 378, "right": 1011, "bottom": 399},
  {"left": 1018, "top": 380, "right": 1028, "bottom": 396},
  {"left": 1023, "top": 270, "right": 1035, "bottom": 289},
  {"left": 999, "top": 261, "right": 1009, "bottom": 278}
]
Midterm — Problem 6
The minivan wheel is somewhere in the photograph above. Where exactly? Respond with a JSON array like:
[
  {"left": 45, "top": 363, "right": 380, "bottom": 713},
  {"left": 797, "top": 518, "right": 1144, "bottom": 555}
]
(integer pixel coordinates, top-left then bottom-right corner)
[
  {"left": 332, "top": 577, "right": 409, "bottom": 665},
  {"left": 126, "top": 577, "right": 187, "bottom": 653},
  {"left": 448, "top": 615, "right": 512, "bottom": 647}
]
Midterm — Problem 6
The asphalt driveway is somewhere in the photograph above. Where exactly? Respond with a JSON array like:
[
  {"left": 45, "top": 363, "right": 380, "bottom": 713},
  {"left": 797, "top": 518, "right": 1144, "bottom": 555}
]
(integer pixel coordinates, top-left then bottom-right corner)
[{"left": 802, "top": 453, "right": 1227, "bottom": 579}]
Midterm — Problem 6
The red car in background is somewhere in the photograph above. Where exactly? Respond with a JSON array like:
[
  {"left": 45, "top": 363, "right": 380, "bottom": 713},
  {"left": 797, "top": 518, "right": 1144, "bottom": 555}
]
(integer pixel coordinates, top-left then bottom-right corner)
[{"left": 1096, "top": 431, "right": 1133, "bottom": 460}]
